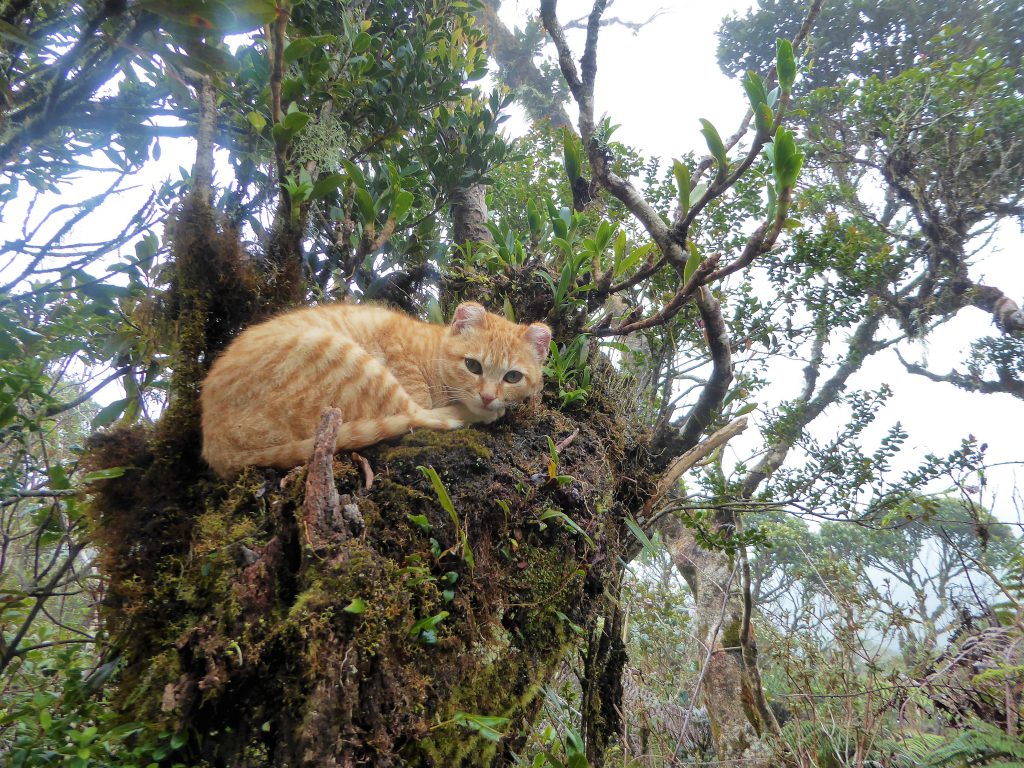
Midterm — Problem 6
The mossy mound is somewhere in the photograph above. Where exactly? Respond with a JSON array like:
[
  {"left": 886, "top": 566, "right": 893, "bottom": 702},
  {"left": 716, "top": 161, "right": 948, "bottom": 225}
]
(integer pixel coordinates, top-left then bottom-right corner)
[{"left": 87, "top": 385, "right": 645, "bottom": 767}]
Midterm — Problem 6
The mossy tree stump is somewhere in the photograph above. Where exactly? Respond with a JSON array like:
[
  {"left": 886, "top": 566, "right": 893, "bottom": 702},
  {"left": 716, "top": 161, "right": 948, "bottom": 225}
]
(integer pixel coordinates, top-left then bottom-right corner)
[{"left": 87, "top": 377, "right": 648, "bottom": 767}]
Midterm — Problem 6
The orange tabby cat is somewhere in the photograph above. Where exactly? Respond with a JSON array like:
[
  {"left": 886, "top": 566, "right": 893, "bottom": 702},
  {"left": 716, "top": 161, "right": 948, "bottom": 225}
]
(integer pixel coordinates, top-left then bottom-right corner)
[{"left": 200, "top": 302, "right": 551, "bottom": 477}]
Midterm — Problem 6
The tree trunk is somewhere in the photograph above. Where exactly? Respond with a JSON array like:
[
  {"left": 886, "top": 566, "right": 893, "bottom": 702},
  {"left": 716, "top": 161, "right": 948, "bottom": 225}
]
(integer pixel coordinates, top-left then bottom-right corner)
[
  {"left": 580, "top": 580, "right": 627, "bottom": 765},
  {"left": 450, "top": 182, "right": 493, "bottom": 247},
  {"left": 663, "top": 515, "right": 775, "bottom": 765}
]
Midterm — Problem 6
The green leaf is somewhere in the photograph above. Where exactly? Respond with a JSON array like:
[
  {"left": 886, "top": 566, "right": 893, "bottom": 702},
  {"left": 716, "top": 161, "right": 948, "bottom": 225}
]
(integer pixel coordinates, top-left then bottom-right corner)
[
  {"left": 613, "top": 241, "right": 652, "bottom": 278},
  {"left": 613, "top": 229, "right": 626, "bottom": 261},
  {"left": 742, "top": 70, "right": 767, "bottom": 109},
  {"left": 537, "top": 508, "right": 594, "bottom": 547},
  {"left": 593, "top": 220, "right": 613, "bottom": 253},
  {"left": 683, "top": 241, "right": 701, "bottom": 285},
  {"left": 527, "top": 199, "right": 542, "bottom": 236},
  {"left": 271, "top": 123, "right": 291, "bottom": 143},
  {"left": 247, "top": 111, "right": 267, "bottom": 131},
  {"left": 417, "top": 466, "right": 457, "bottom": 520},
  {"left": 390, "top": 190, "right": 415, "bottom": 223},
  {"left": 353, "top": 188, "right": 376, "bottom": 223},
  {"left": 672, "top": 160, "right": 691, "bottom": 212},
  {"left": 625, "top": 515, "right": 659, "bottom": 560},
  {"left": 92, "top": 398, "right": 129, "bottom": 429},
  {"left": 699, "top": 119, "right": 728, "bottom": 174},
  {"left": 547, "top": 435, "right": 559, "bottom": 466},
  {"left": 688, "top": 182, "right": 708, "bottom": 207},
  {"left": 282, "top": 110, "right": 310, "bottom": 133},
  {"left": 407, "top": 513, "right": 431, "bottom": 533},
  {"left": 340, "top": 159, "right": 367, "bottom": 189},
  {"left": 409, "top": 610, "right": 449, "bottom": 637},
  {"left": 451, "top": 712, "right": 510, "bottom": 742},
  {"left": 284, "top": 38, "right": 316, "bottom": 63},
  {"left": 78, "top": 281, "right": 130, "bottom": 303},
  {"left": 755, "top": 102, "right": 774, "bottom": 136},
  {"left": 310, "top": 173, "right": 346, "bottom": 201},
  {"left": 772, "top": 126, "right": 803, "bottom": 189},
  {"left": 82, "top": 466, "right": 127, "bottom": 482},
  {"left": 776, "top": 38, "right": 796, "bottom": 91},
  {"left": 599, "top": 340, "right": 632, "bottom": 355},
  {"left": 344, "top": 598, "right": 367, "bottom": 614},
  {"left": 744, "top": 70, "right": 773, "bottom": 134},
  {"left": 352, "top": 32, "right": 373, "bottom": 54},
  {"left": 184, "top": 40, "right": 238, "bottom": 74}
]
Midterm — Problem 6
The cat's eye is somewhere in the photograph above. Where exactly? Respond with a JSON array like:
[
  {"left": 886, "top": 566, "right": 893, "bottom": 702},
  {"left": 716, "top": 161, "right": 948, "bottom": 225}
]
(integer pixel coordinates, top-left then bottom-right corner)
[
  {"left": 503, "top": 370, "right": 523, "bottom": 384},
  {"left": 465, "top": 358, "right": 482, "bottom": 375}
]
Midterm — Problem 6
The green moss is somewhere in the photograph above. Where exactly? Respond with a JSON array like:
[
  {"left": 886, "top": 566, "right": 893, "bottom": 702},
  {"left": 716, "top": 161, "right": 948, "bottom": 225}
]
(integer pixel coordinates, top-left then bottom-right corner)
[
  {"left": 378, "top": 427, "right": 494, "bottom": 462},
  {"left": 722, "top": 619, "right": 743, "bottom": 650}
]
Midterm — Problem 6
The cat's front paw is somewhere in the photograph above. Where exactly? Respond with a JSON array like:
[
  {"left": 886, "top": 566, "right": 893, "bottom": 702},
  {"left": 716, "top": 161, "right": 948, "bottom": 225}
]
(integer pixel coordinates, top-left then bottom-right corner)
[{"left": 416, "top": 406, "right": 465, "bottom": 431}]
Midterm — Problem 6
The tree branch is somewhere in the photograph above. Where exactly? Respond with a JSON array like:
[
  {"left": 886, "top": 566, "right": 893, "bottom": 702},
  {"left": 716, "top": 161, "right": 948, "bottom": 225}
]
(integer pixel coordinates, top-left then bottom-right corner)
[
  {"left": 672, "top": 287, "right": 734, "bottom": 449},
  {"left": 741, "top": 315, "right": 885, "bottom": 498},
  {"left": 643, "top": 416, "right": 748, "bottom": 518},
  {"left": 40, "top": 365, "right": 132, "bottom": 419},
  {"left": 1, "top": 13, "right": 155, "bottom": 168},
  {"left": 475, "top": 2, "right": 572, "bottom": 128},
  {"left": 895, "top": 350, "right": 1024, "bottom": 399}
]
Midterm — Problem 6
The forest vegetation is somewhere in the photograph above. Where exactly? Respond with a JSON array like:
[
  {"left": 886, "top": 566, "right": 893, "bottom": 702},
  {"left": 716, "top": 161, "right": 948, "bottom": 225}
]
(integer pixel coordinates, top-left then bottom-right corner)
[{"left": 0, "top": 0, "right": 1022, "bottom": 766}]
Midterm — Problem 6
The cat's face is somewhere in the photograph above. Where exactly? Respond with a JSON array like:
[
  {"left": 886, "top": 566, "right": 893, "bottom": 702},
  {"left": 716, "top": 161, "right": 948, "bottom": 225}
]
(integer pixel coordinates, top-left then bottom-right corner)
[{"left": 439, "top": 302, "right": 551, "bottom": 418}]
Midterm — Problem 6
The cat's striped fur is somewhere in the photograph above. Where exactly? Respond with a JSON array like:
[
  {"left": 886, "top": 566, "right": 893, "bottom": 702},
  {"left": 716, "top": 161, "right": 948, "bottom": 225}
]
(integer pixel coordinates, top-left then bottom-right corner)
[{"left": 200, "top": 301, "right": 551, "bottom": 477}]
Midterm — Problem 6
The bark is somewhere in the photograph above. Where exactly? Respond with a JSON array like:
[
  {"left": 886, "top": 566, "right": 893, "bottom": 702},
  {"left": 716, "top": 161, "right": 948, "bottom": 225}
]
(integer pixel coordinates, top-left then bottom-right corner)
[{"left": 450, "top": 182, "right": 494, "bottom": 247}]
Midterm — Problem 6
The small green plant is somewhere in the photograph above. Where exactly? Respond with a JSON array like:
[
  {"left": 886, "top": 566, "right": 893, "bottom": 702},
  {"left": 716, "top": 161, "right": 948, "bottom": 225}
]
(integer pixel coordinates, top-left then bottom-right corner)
[
  {"left": 533, "top": 725, "right": 589, "bottom": 768},
  {"left": 432, "top": 711, "right": 511, "bottom": 743},
  {"left": 544, "top": 336, "right": 592, "bottom": 408},
  {"left": 417, "top": 465, "right": 474, "bottom": 575},
  {"left": 408, "top": 611, "right": 449, "bottom": 645},
  {"left": 544, "top": 436, "right": 574, "bottom": 487},
  {"left": 923, "top": 720, "right": 1024, "bottom": 767}
]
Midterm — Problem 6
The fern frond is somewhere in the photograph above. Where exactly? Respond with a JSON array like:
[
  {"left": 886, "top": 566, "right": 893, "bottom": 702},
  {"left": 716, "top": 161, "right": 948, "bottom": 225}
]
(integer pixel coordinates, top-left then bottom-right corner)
[{"left": 924, "top": 721, "right": 1024, "bottom": 767}]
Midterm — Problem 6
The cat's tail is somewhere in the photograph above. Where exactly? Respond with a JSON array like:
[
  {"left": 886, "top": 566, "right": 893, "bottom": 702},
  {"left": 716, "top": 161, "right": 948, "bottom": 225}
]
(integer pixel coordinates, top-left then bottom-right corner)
[{"left": 205, "top": 407, "right": 465, "bottom": 478}]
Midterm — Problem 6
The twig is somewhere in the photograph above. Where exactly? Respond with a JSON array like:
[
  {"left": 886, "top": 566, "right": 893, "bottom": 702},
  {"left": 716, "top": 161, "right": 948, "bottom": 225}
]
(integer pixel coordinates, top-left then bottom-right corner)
[
  {"left": 302, "top": 408, "right": 343, "bottom": 552},
  {"left": 351, "top": 451, "right": 374, "bottom": 491},
  {"left": 555, "top": 428, "right": 580, "bottom": 453}
]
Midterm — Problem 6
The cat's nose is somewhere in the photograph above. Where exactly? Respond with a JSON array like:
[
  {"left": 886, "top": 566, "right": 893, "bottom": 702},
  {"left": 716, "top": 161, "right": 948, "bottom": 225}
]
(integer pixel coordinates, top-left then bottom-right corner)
[{"left": 480, "top": 393, "right": 496, "bottom": 407}]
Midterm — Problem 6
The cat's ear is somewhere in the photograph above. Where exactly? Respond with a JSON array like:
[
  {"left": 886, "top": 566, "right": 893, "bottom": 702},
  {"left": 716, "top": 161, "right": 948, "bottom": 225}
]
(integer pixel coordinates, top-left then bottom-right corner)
[
  {"left": 451, "top": 302, "right": 487, "bottom": 334},
  {"left": 523, "top": 323, "right": 552, "bottom": 362}
]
